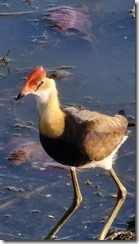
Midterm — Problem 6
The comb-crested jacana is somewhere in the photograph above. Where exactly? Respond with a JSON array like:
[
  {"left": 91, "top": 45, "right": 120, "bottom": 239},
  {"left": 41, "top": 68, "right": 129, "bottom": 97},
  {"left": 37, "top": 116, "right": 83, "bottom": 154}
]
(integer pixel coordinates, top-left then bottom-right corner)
[{"left": 16, "top": 66, "right": 129, "bottom": 240}]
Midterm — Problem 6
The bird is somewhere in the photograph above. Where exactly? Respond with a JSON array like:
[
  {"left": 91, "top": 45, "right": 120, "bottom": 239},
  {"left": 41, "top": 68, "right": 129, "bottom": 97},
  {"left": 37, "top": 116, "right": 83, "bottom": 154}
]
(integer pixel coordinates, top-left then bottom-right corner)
[{"left": 16, "top": 65, "right": 129, "bottom": 240}]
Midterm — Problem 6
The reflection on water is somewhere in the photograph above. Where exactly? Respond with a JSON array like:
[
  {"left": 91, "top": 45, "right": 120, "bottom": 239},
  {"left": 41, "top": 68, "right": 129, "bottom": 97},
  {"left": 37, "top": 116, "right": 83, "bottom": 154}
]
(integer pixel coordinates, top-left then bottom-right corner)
[{"left": 0, "top": 0, "right": 135, "bottom": 240}]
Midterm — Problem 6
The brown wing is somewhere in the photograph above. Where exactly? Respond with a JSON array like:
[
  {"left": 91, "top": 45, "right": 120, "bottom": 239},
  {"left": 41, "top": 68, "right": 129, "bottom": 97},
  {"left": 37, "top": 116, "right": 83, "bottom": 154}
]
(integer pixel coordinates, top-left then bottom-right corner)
[
  {"left": 63, "top": 106, "right": 128, "bottom": 161},
  {"left": 81, "top": 114, "right": 128, "bottom": 161}
]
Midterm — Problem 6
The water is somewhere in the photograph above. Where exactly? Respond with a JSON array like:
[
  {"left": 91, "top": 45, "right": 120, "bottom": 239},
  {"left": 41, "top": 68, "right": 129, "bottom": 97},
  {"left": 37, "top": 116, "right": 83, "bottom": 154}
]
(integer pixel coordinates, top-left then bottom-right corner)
[{"left": 0, "top": 0, "right": 135, "bottom": 240}]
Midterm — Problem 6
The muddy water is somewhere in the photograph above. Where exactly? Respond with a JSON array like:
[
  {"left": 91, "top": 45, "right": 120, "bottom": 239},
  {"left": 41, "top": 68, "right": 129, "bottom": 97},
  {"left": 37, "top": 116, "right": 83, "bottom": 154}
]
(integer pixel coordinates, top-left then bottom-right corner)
[{"left": 0, "top": 0, "right": 135, "bottom": 240}]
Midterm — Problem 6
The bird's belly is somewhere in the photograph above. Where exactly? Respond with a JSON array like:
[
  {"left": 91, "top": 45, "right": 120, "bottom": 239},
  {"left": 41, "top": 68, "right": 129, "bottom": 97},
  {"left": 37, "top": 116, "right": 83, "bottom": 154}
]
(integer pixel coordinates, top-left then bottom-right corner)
[
  {"left": 79, "top": 153, "right": 116, "bottom": 170},
  {"left": 39, "top": 133, "right": 89, "bottom": 167}
]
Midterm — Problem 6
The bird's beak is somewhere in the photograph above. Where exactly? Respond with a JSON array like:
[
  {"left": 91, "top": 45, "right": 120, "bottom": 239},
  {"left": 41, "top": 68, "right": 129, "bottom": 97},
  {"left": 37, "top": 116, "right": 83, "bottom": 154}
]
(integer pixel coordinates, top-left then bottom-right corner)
[
  {"left": 15, "top": 83, "right": 30, "bottom": 101},
  {"left": 15, "top": 66, "right": 46, "bottom": 102},
  {"left": 15, "top": 92, "right": 25, "bottom": 101}
]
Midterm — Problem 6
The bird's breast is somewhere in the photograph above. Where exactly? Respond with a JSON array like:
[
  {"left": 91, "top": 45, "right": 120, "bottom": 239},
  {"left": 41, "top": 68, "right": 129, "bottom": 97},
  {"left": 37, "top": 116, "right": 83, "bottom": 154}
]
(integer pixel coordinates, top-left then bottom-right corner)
[{"left": 39, "top": 132, "right": 89, "bottom": 167}]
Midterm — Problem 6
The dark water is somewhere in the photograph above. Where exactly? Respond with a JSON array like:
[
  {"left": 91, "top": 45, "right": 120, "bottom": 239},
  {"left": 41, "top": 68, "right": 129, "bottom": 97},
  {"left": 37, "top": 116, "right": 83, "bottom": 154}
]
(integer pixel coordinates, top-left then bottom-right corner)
[{"left": 0, "top": 0, "right": 135, "bottom": 241}]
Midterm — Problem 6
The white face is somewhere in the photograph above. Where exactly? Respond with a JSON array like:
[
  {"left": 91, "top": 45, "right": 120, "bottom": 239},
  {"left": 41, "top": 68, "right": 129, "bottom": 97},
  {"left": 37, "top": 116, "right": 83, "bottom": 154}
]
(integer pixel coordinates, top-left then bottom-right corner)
[
  {"left": 33, "top": 78, "right": 56, "bottom": 110},
  {"left": 35, "top": 88, "right": 51, "bottom": 107}
]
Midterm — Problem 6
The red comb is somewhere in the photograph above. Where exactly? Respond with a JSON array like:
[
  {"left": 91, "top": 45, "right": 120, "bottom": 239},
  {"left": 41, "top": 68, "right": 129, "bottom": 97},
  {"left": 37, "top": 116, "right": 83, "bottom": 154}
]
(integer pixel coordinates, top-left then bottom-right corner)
[{"left": 27, "top": 66, "right": 46, "bottom": 85}]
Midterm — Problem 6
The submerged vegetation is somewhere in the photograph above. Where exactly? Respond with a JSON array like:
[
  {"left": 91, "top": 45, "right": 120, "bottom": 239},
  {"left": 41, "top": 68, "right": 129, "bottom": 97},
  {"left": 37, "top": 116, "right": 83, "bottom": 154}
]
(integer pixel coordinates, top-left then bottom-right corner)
[{"left": 0, "top": 50, "right": 10, "bottom": 67}]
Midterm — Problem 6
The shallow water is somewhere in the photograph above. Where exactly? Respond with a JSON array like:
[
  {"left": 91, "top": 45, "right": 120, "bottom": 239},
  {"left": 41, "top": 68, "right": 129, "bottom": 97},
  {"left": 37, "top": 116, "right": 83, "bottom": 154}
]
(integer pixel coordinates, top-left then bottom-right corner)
[{"left": 0, "top": 0, "right": 135, "bottom": 240}]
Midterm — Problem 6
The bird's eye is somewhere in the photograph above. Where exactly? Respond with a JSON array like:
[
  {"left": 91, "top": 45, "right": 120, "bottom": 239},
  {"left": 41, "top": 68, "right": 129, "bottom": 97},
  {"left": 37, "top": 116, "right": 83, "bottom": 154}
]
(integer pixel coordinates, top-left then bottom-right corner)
[{"left": 35, "top": 81, "right": 44, "bottom": 91}]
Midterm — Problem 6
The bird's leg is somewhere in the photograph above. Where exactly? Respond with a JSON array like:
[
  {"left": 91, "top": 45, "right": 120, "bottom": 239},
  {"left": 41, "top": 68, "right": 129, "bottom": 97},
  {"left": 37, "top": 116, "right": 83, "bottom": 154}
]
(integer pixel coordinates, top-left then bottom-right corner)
[
  {"left": 44, "top": 167, "right": 82, "bottom": 240},
  {"left": 97, "top": 168, "right": 127, "bottom": 240}
]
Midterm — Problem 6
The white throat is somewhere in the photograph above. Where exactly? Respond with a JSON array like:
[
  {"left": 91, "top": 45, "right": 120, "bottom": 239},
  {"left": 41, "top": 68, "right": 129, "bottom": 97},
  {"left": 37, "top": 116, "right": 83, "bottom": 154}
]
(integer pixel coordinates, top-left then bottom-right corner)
[
  {"left": 35, "top": 89, "right": 51, "bottom": 110},
  {"left": 34, "top": 78, "right": 57, "bottom": 110}
]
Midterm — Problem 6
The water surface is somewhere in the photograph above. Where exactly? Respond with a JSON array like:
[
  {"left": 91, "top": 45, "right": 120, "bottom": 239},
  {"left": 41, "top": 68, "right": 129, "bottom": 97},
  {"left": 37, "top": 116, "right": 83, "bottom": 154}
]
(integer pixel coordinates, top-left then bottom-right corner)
[{"left": 0, "top": 0, "right": 135, "bottom": 240}]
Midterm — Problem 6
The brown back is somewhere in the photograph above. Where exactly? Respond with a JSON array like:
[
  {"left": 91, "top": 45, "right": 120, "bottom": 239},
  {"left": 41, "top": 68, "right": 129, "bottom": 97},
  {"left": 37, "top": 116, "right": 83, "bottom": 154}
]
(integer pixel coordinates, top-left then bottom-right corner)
[{"left": 63, "top": 106, "right": 128, "bottom": 161}]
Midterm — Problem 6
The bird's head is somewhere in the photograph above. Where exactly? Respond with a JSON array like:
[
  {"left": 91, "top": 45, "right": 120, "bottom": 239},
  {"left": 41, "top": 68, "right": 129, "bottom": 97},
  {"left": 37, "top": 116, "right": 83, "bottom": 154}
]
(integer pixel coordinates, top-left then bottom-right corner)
[{"left": 16, "top": 66, "right": 55, "bottom": 101}]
